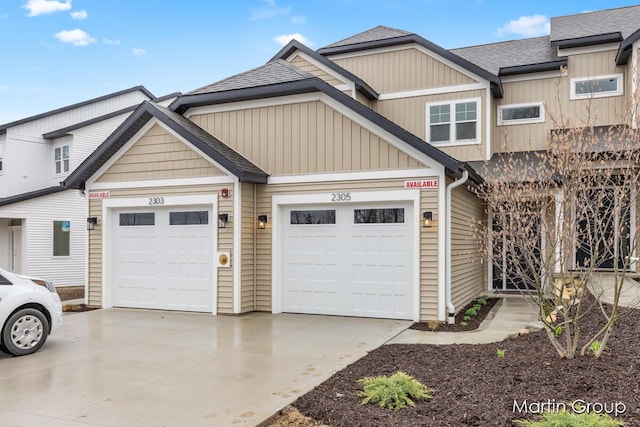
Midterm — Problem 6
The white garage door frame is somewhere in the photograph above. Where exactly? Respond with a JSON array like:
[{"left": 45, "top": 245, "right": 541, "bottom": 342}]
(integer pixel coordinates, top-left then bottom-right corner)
[
  {"left": 272, "top": 189, "right": 421, "bottom": 321},
  {"left": 101, "top": 194, "right": 219, "bottom": 314}
]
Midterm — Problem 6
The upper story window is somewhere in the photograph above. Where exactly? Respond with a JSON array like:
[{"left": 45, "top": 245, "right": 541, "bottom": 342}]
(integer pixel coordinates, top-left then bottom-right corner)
[
  {"left": 570, "top": 74, "right": 623, "bottom": 100},
  {"left": 54, "top": 144, "right": 70, "bottom": 175},
  {"left": 497, "top": 102, "right": 545, "bottom": 126},
  {"left": 426, "top": 98, "right": 480, "bottom": 145},
  {"left": 0, "top": 155, "right": 3, "bottom": 174}
]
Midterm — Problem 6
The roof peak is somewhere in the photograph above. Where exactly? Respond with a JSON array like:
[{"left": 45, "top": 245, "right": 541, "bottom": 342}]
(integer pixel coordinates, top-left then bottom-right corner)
[{"left": 321, "top": 25, "right": 413, "bottom": 50}]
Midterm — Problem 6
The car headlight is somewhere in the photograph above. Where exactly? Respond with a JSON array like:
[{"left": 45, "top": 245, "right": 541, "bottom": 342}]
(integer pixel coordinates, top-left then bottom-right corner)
[{"left": 32, "top": 279, "right": 56, "bottom": 293}]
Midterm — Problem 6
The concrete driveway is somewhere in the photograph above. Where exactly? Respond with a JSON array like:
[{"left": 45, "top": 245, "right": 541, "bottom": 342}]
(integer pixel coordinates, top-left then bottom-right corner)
[{"left": 0, "top": 309, "right": 410, "bottom": 426}]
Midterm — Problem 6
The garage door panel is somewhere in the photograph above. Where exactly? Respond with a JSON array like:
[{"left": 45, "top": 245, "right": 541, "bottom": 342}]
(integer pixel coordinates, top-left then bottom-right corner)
[
  {"left": 283, "top": 203, "right": 414, "bottom": 320},
  {"left": 112, "top": 206, "right": 214, "bottom": 312}
]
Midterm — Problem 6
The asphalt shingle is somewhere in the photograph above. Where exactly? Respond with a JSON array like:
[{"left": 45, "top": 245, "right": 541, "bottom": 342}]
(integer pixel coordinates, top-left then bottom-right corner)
[
  {"left": 322, "top": 25, "right": 412, "bottom": 49},
  {"left": 187, "top": 60, "right": 314, "bottom": 95},
  {"left": 451, "top": 37, "right": 559, "bottom": 76},
  {"left": 550, "top": 5, "right": 640, "bottom": 42}
]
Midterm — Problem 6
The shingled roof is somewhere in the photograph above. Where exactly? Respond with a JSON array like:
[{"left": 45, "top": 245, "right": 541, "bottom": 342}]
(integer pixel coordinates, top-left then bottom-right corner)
[
  {"left": 187, "top": 60, "right": 313, "bottom": 95},
  {"left": 64, "top": 101, "right": 268, "bottom": 189},
  {"left": 451, "top": 37, "right": 564, "bottom": 76},
  {"left": 321, "top": 25, "right": 412, "bottom": 49},
  {"left": 550, "top": 5, "right": 640, "bottom": 46}
]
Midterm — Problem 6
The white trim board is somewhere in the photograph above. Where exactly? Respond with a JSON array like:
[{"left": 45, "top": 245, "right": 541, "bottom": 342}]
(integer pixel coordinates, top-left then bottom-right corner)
[
  {"left": 378, "top": 83, "right": 486, "bottom": 101},
  {"left": 268, "top": 168, "right": 435, "bottom": 184}
]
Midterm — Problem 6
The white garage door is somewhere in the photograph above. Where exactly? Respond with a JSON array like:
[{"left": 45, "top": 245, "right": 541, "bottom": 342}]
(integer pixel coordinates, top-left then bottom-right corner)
[
  {"left": 282, "top": 203, "right": 414, "bottom": 319},
  {"left": 112, "top": 206, "right": 214, "bottom": 312}
]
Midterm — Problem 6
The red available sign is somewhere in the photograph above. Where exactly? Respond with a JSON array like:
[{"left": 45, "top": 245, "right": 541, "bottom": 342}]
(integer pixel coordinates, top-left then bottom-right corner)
[{"left": 404, "top": 180, "right": 438, "bottom": 189}]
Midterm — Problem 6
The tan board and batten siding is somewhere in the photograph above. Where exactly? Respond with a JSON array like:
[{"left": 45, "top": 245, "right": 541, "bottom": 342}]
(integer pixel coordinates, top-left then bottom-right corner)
[
  {"left": 288, "top": 55, "right": 344, "bottom": 87},
  {"left": 376, "top": 90, "right": 488, "bottom": 161},
  {"left": 96, "top": 124, "right": 226, "bottom": 182},
  {"left": 332, "top": 47, "right": 476, "bottom": 93},
  {"left": 240, "top": 182, "right": 257, "bottom": 313},
  {"left": 252, "top": 179, "right": 441, "bottom": 321},
  {"left": 189, "top": 100, "right": 425, "bottom": 174},
  {"left": 449, "top": 184, "right": 485, "bottom": 310}
]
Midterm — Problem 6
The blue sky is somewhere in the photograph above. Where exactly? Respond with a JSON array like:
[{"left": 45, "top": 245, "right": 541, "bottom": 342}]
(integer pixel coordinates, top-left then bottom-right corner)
[{"left": 1, "top": 0, "right": 639, "bottom": 124}]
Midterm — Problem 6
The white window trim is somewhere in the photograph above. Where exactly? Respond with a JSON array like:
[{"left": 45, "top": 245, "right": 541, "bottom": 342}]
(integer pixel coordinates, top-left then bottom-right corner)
[
  {"left": 497, "top": 102, "right": 545, "bottom": 126},
  {"left": 53, "top": 143, "right": 71, "bottom": 176},
  {"left": 425, "top": 97, "right": 481, "bottom": 146},
  {"left": 570, "top": 73, "right": 623, "bottom": 100}
]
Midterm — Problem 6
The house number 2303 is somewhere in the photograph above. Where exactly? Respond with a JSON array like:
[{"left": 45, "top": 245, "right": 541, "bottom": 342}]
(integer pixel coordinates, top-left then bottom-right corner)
[
  {"left": 331, "top": 192, "right": 351, "bottom": 202},
  {"left": 148, "top": 197, "right": 165, "bottom": 205}
]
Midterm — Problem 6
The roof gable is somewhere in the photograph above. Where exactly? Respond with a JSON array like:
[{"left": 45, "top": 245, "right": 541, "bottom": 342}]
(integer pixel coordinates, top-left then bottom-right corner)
[
  {"left": 64, "top": 101, "right": 268, "bottom": 189},
  {"left": 322, "top": 25, "right": 412, "bottom": 49},
  {"left": 0, "top": 86, "right": 155, "bottom": 135},
  {"left": 270, "top": 39, "right": 378, "bottom": 100},
  {"left": 317, "top": 27, "right": 502, "bottom": 97}
]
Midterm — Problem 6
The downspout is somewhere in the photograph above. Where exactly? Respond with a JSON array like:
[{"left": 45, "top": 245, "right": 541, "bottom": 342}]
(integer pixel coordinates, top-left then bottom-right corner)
[{"left": 446, "top": 169, "right": 469, "bottom": 324}]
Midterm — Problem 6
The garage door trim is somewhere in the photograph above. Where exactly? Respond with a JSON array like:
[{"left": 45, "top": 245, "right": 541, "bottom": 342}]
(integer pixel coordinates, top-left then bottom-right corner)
[
  {"left": 102, "top": 194, "right": 218, "bottom": 313},
  {"left": 271, "top": 190, "right": 421, "bottom": 321}
]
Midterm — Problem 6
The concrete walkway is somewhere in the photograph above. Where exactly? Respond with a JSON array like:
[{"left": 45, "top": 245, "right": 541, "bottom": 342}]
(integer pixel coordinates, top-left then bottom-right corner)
[
  {"left": 387, "top": 295, "right": 542, "bottom": 345},
  {"left": 589, "top": 273, "right": 640, "bottom": 308}
]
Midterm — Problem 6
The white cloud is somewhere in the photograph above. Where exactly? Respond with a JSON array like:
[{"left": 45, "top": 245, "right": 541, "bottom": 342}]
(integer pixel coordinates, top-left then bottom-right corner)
[
  {"left": 495, "top": 14, "right": 550, "bottom": 38},
  {"left": 70, "top": 10, "right": 87, "bottom": 19},
  {"left": 54, "top": 29, "right": 96, "bottom": 46},
  {"left": 274, "top": 33, "right": 311, "bottom": 47},
  {"left": 23, "top": 0, "right": 71, "bottom": 17},
  {"left": 132, "top": 48, "right": 147, "bottom": 56},
  {"left": 250, "top": 0, "right": 291, "bottom": 21},
  {"left": 102, "top": 38, "right": 120, "bottom": 45},
  {"left": 290, "top": 15, "right": 306, "bottom": 24}
]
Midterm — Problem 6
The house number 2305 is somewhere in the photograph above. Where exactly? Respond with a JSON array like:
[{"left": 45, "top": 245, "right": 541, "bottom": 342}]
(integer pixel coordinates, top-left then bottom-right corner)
[
  {"left": 331, "top": 192, "right": 351, "bottom": 202},
  {"left": 148, "top": 197, "right": 165, "bottom": 205}
]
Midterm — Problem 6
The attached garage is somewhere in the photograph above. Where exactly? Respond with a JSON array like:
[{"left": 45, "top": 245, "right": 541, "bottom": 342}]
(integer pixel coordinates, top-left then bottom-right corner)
[
  {"left": 111, "top": 205, "right": 214, "bottom": 312},
  {"left": 281, "top": 202, "right": 414, "bottom": 319}
]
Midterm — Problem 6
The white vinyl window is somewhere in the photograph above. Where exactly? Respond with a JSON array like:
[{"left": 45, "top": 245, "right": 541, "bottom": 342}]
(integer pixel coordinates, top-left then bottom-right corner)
[
  {"left": 570, "top": 74, "right": 623, "bottom": 99},
  {"left": 426, "top": 98, "right": 480, "bottom": 145},
  {"left": 497, "top": 102, "right": 545, "bottom": 126},
  {"left": 53, "top": 220, "right": 71, "bottom": 257},
  {"left": 54, "top": 144, "right": 70, "bottom": 175}
]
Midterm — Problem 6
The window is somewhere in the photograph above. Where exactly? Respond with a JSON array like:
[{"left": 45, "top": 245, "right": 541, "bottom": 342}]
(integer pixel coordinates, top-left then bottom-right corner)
[
  {"left": 54, "top": 145, "right": 70, "bottom": 174},
  {"left": 290, "top": 210, "right": 336, "bottom": 224},
  {"left": 497, "top": 103, "right": 545, "bottom": 126},
  {"left": 354, "top": 208, "right": 405, "bottom": 224},
  {"left": 169, "top": 211, "right": 209, "bottom": 225},
  {"left": 53, "top": 220, "right": 70, "bottom": 257},
  {"left": 571, "top": 74, "right": 623, "bottom": 99},
  {"left": 426, "top": 98, "right": 480, "bottom": 145},
  {"left": 0, "top": 155, "right": 3, "bottom": 173},
  {"left": 119, "top": 213, "right": 155, "bottom": 226}
]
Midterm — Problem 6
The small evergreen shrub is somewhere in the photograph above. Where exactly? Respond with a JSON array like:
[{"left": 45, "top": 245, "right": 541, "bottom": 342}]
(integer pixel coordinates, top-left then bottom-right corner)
[
  {"left": 459, "top": 321, "right": 468, "bottom": 326},
  {"left": 463, "top": 315, "right": 471, "bottom": 321},
  {"left": 465, "top": 307, "right": 478, "bottom": 316},
  {"left": 514, "top": 410, "right": 625, "bottom": 426},
  {"left": 357, "top": 371, "right": 434, "bottom": 411}
]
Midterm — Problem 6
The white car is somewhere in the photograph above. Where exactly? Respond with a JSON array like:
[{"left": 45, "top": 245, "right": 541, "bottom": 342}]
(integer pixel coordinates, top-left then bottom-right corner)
[{"left": 0, "top": 268, "right": 62, "bottom": 356}]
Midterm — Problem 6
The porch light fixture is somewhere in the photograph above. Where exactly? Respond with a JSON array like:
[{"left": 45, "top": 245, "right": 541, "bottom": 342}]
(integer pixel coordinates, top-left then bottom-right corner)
[
  {"left": 257, "top": 215, "right": 269, "bottom": 229},
  {"left": 218, "top": 213, "right": 229, "bottom": 229},
  {"left": 86, "top": 217, "right": 98, "bottom": 231},
  {"left": 422, "top": 211, "right": 433, "bottom": 228}
]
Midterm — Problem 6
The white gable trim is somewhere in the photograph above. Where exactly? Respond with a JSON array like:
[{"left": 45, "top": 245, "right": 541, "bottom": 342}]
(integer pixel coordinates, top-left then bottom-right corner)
[
  {"left": 501, "top": 69, "right": 566, "bottom": 83},
  {"left": 379, "top": 82, "right": 486, "bottom": 101},
  {"left": 268, "top": 168, "right": 435, "bottom": 184},
  {"left": 86, "top": 117, "right": 237, "bottom": 187},
  {"left": 185, "top": 93, "right": 323, "bottom": 117},
  {"left": 328, "top": 44, "right": 485, "bottom": 84},
  {"left": 87, "top": 176, "right": 236, "bottom": 191}
]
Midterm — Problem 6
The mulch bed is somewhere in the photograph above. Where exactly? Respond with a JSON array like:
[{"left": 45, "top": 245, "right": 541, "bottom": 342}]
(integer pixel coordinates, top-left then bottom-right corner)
[
  {"left": 284, "top": 294, "right": 640, "bottom": 426},
  {"left": 410, "top": 297, "right": 499, "bottom": 332}
]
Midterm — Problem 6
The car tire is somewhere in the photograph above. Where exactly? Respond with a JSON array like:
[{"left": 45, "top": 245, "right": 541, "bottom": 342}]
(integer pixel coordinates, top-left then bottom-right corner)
[{"left": 1, "top": 308, "right": 50, "bottom": 356}]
